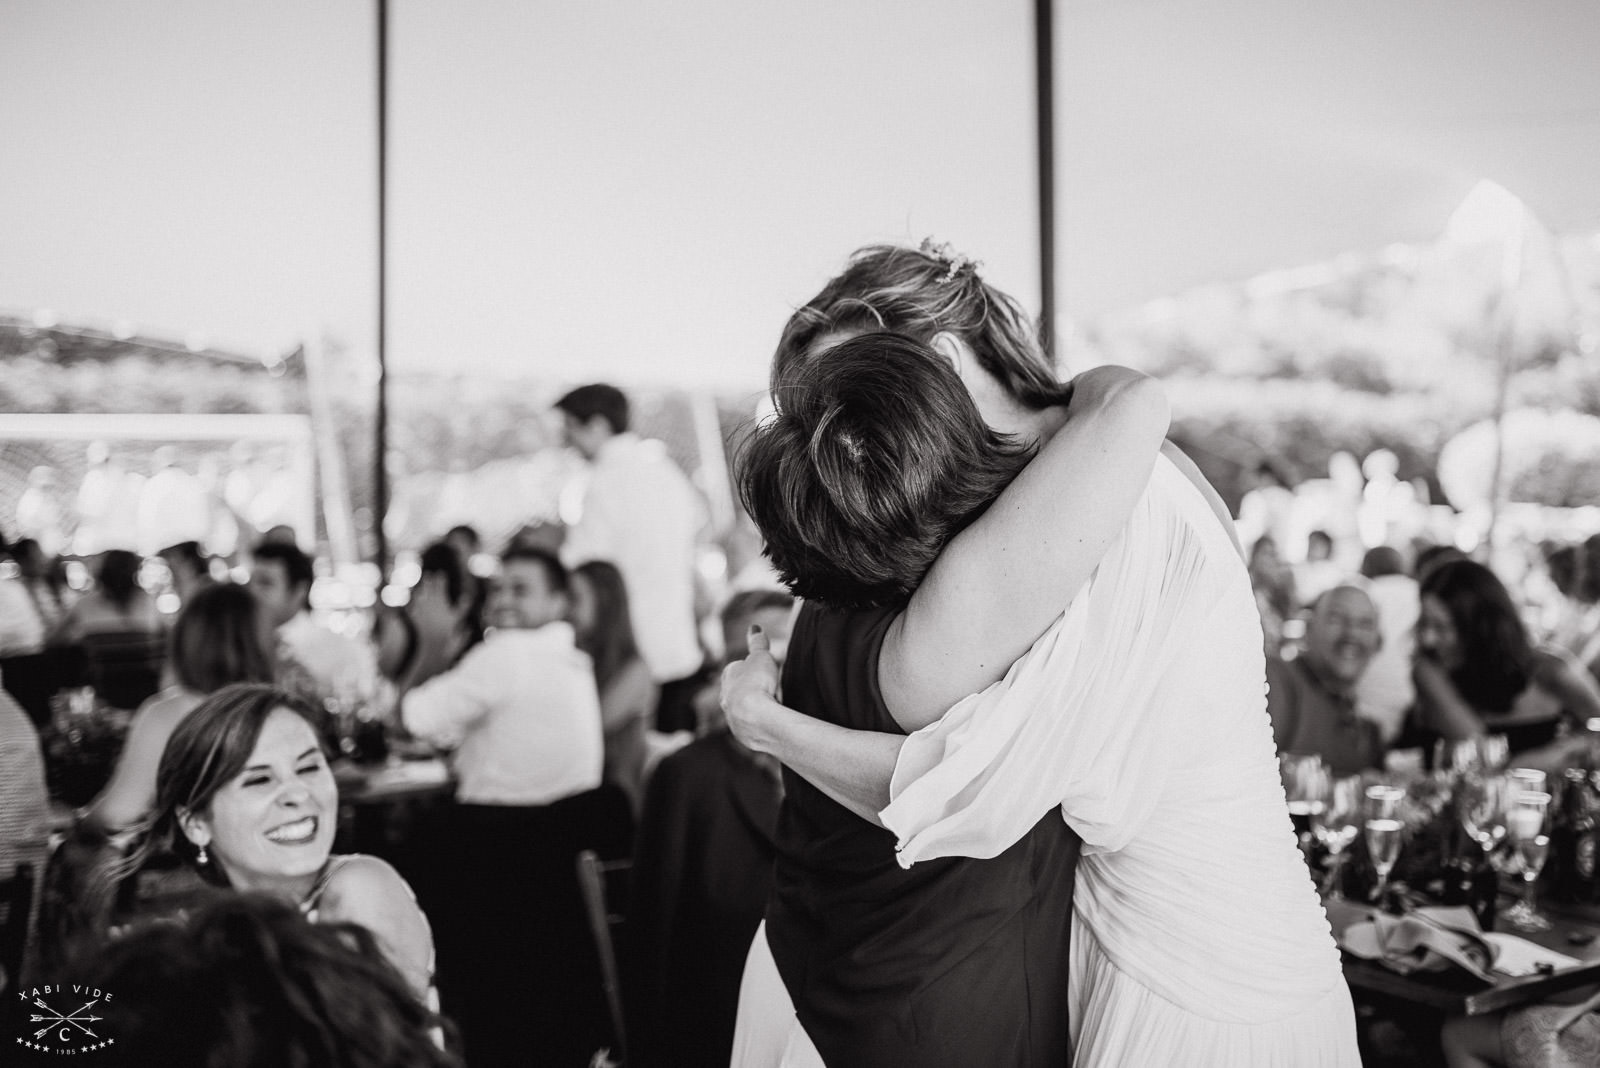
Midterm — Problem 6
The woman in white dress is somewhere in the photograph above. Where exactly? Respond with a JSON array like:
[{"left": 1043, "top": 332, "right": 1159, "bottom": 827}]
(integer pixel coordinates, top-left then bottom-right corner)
[{"left": 722, "top": 244, "right": 1359, "bottom": 1066}]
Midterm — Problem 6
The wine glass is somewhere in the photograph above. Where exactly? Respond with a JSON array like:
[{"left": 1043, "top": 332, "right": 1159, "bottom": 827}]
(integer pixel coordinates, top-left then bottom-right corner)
[
  {"left": 1508, "top": 767, "right": 1548, "bottom": 795},
  {"left": 1311, "top": 775, "right": 1362, "bottom": 899},
  {"left": 1503, "top": 790, "right": 1553, "bottom": 932},
  {"left": 1364, "top": 814, "right": 1405, "bottom": 906},
  {"left": 1477, "top": 734, "right": 1510, "bottom": 774},
  {"left": 1434, "top": 738, "right": 1481, "bottom": 781},
  {"left": 1280, "top": 754, "right": 1329, "bottom": 846},
  {"left": 1457, "top": 773, "right": 1510, "bottom": 862}
]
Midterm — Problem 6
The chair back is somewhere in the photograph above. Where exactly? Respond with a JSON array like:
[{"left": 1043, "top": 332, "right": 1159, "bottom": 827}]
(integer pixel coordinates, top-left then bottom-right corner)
[
  {"left": 576, "top": 849, "right": 631, "bottom": 1066},
  {"left": 79, "top": 630, "right": 165, "bottom": 711},
  {"left": 1, "top": 863, "right": 37, "bottom": 996}
]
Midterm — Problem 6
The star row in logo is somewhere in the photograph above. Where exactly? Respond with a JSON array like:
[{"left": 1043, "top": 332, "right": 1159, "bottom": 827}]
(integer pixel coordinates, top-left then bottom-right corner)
[{"left": 15, "top": 1035, "right": 116, "bottom": 1053}]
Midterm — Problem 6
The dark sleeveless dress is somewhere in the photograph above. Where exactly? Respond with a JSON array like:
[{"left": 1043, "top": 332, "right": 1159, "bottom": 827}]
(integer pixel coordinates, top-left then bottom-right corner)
[{"left": 766, "top": 602, "right": 1082, "bottom": 1067}]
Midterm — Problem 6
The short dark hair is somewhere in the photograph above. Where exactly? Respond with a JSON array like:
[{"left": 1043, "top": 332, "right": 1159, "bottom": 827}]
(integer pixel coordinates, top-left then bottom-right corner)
[
  {"left": 170, "top": 582, "right": 275, "bottom": 694},
  {"left": 737, "top": 331, "right": 1033, "bottom": 610},
  {"left": 420, "top": 540, "right": 470, "bottom": 607},
  {"left": 159, "top": 539, "right": 207, "bottom": 572},
  {"left": 1360, "top": 545, "right": 1406, "bottom": 579},
  {"left": 443, "top": 524, "right": 481, "bottom": 552},
  {"left": 500, "top": 545, "right": 570, "bottom": 596},
  {"left": 252, "top": 541, "right": 314, "bottom": 600},
  {"left": 71, "top": 893, "right": 458, "bottom": 1068},
  {"left": 555, "top": 383, "right": 630, "bottom": 435},
  {"left": 97, "top": 549, "right": 144, "bottom": 610}
]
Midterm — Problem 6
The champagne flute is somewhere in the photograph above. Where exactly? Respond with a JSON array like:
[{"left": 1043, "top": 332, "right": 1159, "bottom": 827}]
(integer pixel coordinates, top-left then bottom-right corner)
[
  {"left": 1281, "top": 754, "right": 1329, "bottom": 844},
  {"left": 1434, "top": 738, "right": 1480, "bottom": 781},
  {"left": 1477, "top": 734, "right": 1510, "bottom": 774},
  {"left": 1503, "top": 790, "right": 1553, "bottom": 932},
  {"left": 1312, "top": 775, "right": 1362, "bottom": 899},
  {"left": 1364, "top": 815, "right": 1404, "bottom": 906},
  {"left": 1457, "top": 773, "right": 1510, "bottom": 861}
]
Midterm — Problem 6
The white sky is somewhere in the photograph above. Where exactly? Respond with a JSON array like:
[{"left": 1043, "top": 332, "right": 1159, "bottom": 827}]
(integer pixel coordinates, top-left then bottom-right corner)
[{"left": 3, "top": 1, "right": 1597, "bottom": 390}]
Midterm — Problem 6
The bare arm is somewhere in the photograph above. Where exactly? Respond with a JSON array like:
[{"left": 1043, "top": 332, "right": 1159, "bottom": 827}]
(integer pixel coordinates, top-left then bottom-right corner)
[
  {"left": 721, "top": 629, "right": 900, "bottom": 826},
  {"left": 882, "top": 366, "right": 1170, "bottom": 730},
  {"left": 1412, "top": 656, "right": 1484, "bottom": 740},
  {"left": 320, "top": 856, "right": 436, "bottom": 1003}
]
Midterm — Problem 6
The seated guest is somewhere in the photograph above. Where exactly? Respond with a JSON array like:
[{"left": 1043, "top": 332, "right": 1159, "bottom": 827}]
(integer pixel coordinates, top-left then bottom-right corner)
[
  {"left": 400, "top": 548, "right": 606, "bottom": 1067},
  {"left": 416, "top": 540, "right": 484, "bottom": 670},
  {"left": 71, "top": 894, "right": 457, "bottom": 1067},
  {"left": 1356, "top": 546, "right": 1419, "bottom": 744},
  {"left": 1248, "top": 535, "right": 1298, "bottom": 659},
  {"left": 0, "top": 683, "right": 48, "bottom": 982},
  {"left": 105, "top": 683, "right": 437, "bottom": 1006},
  {"left": 1412, "top": 558, "right": 1600, "bottom": 763},
  {"left": 1267, "top": 582, "right": 1385, "bottom": 776},
  {"left": 157, "top": 539, "right": 214, "bottom": 611},
  {"left": 629, "top": 589, "right": 794, "bottom": 1068},
  {"left": 250, "top": 541, "right": 378, "bottom": 710},
  {"left": 50, "top": 549, "right": 166, "bottom": 709},
  {"left": 10, "top": 537, "right": 71, "bottom": 633},
  {"left": 80, "top": 583, "right": 275, "bottom": 836},
  {"left": 570, "top": 560, "right": 658, "bottom": 813},
  {"left": 0, "top": 532, "right": 46, "bottom": 656},
  {"left": 50, "top": 549, "right": 162, "bottom": 645},
  {"left": 401, "top": 547, "right": 603, "bottom": 807}
]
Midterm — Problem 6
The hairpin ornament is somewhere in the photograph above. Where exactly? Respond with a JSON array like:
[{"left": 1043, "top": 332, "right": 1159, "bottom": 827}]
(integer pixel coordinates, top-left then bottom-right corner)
[{"left": 919, "top": 238, "right": 981, "bottom": 284}]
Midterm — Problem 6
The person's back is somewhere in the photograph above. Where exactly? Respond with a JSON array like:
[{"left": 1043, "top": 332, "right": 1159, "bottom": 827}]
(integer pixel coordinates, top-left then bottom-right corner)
[
  {"left": 882, "top": 457, "right": 1354, "bottom": 1064},
  {"left": 767, "top": 601, "right": 1079, "bottom": 1067}
]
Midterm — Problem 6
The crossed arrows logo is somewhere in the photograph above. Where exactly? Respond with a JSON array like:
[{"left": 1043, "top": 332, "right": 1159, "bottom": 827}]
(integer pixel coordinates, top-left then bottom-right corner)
[{"left": 29, "top": 996, "right": 102, "bottom": 1042}]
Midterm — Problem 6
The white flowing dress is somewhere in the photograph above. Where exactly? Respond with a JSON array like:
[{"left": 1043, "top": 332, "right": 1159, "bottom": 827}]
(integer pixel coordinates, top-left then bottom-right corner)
[{"left": 732, "top": 456, "right": 1360, "bottom": 1067}]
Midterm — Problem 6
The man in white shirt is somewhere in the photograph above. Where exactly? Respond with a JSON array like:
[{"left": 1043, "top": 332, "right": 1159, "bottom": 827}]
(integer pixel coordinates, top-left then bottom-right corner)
[
  {"left": 249, "top": 541, "right": 378, "bottom": 708},
  {"left": 555, "top": 384, "right": 707, "bottom": 732},
  {"left": 402, "top": 547, "right": 603, "bottom": 805}
]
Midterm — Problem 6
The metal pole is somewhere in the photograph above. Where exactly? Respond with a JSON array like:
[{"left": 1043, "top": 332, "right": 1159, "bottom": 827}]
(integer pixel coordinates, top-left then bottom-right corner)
[
  {"left": 1034, "top": 0, "right": 1057, "bottom": 361},
  {"left": 374, "top": 0, "right": 390, "bottom": 575}
]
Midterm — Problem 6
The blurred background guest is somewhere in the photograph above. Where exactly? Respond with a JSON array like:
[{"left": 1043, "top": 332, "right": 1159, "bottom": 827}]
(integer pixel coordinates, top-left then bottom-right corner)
[
  {"left": 1267, "top": 582, "right": 1386, "bottom": 777},
  {"left": 1295, "top": 529, "right": 1344, "bottom": 608},
  {"left": 629, "top": 588, "right": 794, "bottom": 1068},
  {"left": 1248, "top": 535, "right": 1298, "bottom": 659},
  {"left": 0, "top": 532, "right": 46, "bottom": 657},
  {"left": 157, "top": 539, "right": 214, "bottom": 611},
  {"left": 50, "top": 549, "right": 160, "bottom": 647},
  {"left": 249, "top": 540, "right": 376, "bottom": 712},
  {"left": 69, "top": 894, "right": 457, "bottom": 1067},
  {"left": 8, "top": 537, "right": 71, "bottom": 634},
  {"left": 0, "top": 682, "right": 48, "bottom": 989},
  {"left": 570, "top": 560, "right": 657, "bottom": 814},
  {"left": 80, "top": 582, "right": 275, "bottom": 837},
  {"left": 1411, "top": 558, "right": 1600, "bottom": 762},
  {"left": 1355, "top": 545, "right": 1419, "bottom": 745},
  {"left": 415, "top": 539, "right": 484, "bottom": 673},
  {"left": 556, "top": 383, "right": 708, "bottom": 733}
]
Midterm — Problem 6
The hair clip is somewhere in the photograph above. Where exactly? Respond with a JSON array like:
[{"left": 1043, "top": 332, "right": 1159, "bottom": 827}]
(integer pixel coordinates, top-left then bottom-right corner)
[{"left": 919, "top": 238, "right": 980, "bottom": 284}]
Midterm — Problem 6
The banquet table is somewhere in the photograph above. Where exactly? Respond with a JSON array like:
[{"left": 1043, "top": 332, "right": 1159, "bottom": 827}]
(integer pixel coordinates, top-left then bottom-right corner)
[
  {"left": 1331, "top": 896, "right": 1600, "bottom": 1017},
  {"left": 332, "top": 756, "right": 456, "bottom": 867}
]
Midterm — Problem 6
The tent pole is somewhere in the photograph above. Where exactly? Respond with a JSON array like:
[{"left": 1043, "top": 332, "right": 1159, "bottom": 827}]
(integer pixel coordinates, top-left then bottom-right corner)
[
  {"left": 1034, "top": 0, "right": 1057, "bottom": 362},
  {"left": 374, "top": 0, "right": 390, "bottom": 575}
]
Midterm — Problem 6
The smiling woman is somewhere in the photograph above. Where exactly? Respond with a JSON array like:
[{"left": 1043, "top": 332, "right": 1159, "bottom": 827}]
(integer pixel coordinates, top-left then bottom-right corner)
[{"left": 104, "top": 683, "right": 439, "bottom": 1011}]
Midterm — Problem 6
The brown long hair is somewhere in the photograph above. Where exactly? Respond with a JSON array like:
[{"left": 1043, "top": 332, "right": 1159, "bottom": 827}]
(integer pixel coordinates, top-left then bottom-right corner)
[
  {"left": 572, "top": 561, "right": 643, "bottom": 689},
  {"left": 169, "top": 582, "right": 275, "bottom": 694}
]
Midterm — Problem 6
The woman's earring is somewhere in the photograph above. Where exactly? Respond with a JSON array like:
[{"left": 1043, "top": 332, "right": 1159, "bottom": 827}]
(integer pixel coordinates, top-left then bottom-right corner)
[{"left": 196, "top": 843, "right": 208, "bottom": 866}]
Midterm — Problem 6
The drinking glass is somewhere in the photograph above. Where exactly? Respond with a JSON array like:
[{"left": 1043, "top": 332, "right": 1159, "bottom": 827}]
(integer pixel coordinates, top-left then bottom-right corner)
[
  {"left": 1477, "top": 734, "right": 1510, "bottom": 774},
  {"left": 1281, "top": 754, "right": 1329, "bottom": 844},
  {"left": 1364, "top": 815, "right": 1405, "bottom": 905},
  {"left": 1457, "top": 773, "right": 1510, "bottom": 861},
  {"left": 1434, "top": 738, "right": 1481, "bottom": 781},
  {"left": 1508, "top": 767, "right": 1548, "bottom": 795},
  {"left": 1311, "top": 775, "right": 1362, "bottom": 899},
  {"left": 1503, "top": 790, "right": 1553, "bottom": 932}
]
